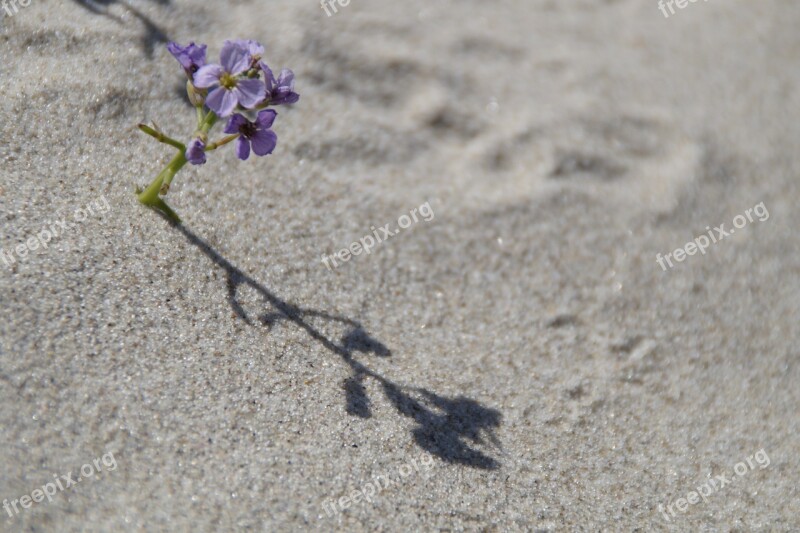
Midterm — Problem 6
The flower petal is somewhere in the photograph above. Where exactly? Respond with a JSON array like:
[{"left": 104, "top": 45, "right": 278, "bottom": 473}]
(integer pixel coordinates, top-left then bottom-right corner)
[
  {"left": 186, "top": 43, "right": 208, "bottom": 68},
  {"left": 193, "top": 64, "right": 223, "bottom": 88},
  {"left": 271, "top": 91, "right": 300, "bottom": 106},
  {"left": 185, "top": 139, "right": 207, "bottom": 165},
  {"left": 271, "top": 68, "right": 299, "bottom": 105},
  {"left": 166, "top": 42, "right": 187, "bottom": 65},
  {"left": 259, "top": 61, "right": 276, "bottom": 92},
  {"left": 251, "top": 129, "right": 277, "bottom": 156},
  {"left": 256, "top": 109, "right": 278, "bottom": 129},
  {"left": 232, "top": 39, "right": 265, "bottom": 59},
  {"left": 224, "top": 113, "right": 249, "bottom": 135},
  {"left": 206, "top": 87, "right": 238, "bottom": 117},
  {"left": 236, "top": 137, "right": 251, "bottom": 161},
  {"left": 277, "top": 68, "right": 295, "bottom": 89},
  {"left": 234, "top": 78, "right": 266, "bottom": 109},
  {"left": 220, "top": 40, "right": 251, "bottom": 75}
]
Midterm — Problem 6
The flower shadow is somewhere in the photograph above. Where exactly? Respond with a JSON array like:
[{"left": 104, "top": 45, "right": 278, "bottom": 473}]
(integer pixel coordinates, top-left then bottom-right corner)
[
  {"left": 162, "top": 216, "right": 502, "bottom": 470},
  {"left": 70, "top": 0, "right": 169, "bottom": 58}
]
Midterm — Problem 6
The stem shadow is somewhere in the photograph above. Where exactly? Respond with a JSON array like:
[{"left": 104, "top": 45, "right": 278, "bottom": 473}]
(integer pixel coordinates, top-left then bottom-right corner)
[
  {"left": 160, "top": 215, "right": 503, "bottom": 470},
  {"left": 70, "top": 0, "right": 169, "bottom": 58}
]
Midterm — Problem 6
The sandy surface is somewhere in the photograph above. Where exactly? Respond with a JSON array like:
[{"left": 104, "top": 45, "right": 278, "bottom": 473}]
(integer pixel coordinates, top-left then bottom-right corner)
[{"left": 1, "top": 0, "right": 799, "bottom": 531}]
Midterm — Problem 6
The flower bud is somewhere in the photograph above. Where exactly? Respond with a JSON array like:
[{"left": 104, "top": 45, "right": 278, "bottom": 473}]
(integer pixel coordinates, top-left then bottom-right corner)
[{"left": 186, "top": 80, "right": 206, "bottom": 107}]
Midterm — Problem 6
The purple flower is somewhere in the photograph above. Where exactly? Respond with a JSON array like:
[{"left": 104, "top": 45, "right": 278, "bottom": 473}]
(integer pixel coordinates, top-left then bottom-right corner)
[
  {"left": 224, "top": 110, "right": 278, "bottom": 161},
  {"left": 231, "top": 39, "right": 265, "bottom": 64},
  {"left": 193, "top": 40, "right": 266, "bottom": 117},
  {"left": 260, "top": 62, "right": 300, "bottom": 106},
  {"left": 186, "top": 138, "right": 207, "bottom": 165},
  {"left": 167, "top": 41, "right": 207, "bottom": 77}
]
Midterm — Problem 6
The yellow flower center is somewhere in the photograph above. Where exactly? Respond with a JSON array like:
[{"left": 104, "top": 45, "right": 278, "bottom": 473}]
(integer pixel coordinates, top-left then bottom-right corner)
[{"left": 220, "top": 73, "right": 237, "bottom": 90}]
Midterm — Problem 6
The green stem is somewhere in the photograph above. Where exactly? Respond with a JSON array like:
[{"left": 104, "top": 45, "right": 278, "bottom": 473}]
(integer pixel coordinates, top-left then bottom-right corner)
[
  {"left": 137, "top": 151, "right": 187, "bottom": 223},
  {"left": 206, "top": 134, "right": 239, "bottom": 151},
  {"left": 196, "top": 106, "right": 205, "bottom": 129},
  {"left": 200, "top": 111, "right": 218, "bottom": 134},
  {"left": 136, "top": 110, "right": 217, "bottom": 224},
  {"left": 138, "top": 124, "right": 186, "bottom": 151}
]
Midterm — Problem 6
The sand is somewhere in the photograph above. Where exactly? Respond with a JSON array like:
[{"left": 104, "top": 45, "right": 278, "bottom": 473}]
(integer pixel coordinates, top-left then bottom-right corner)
[{"left": 1, "top": 0, "right": 798, "bottom": 530}]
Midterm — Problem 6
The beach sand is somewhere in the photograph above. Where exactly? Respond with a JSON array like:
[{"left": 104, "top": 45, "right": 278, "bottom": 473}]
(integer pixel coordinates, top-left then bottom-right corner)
[{"left": 0, "top": 0, "right": 798, "bottom": 530}]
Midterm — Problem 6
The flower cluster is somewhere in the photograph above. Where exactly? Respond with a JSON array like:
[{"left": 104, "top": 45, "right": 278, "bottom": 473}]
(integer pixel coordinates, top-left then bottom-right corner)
[
  {"left": 169, "top": 39, "right": 299, "bottom": 163},
  {"left": 136, "top": 39, "right": 298, "bottom": 222}
]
